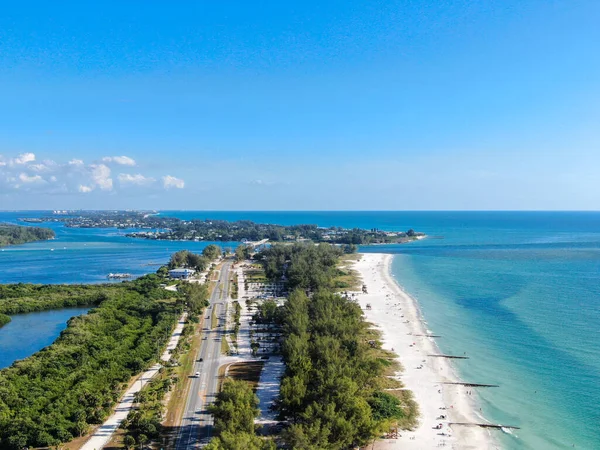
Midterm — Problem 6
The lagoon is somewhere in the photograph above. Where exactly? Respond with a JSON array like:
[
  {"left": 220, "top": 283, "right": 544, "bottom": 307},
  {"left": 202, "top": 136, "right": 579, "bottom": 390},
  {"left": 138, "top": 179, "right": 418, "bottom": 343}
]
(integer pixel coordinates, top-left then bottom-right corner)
[
  {"left": 2, "top": 210, "right": 600, "bottom": 448},
  {"left": 0, "top": 307, "right": 90, "bottom": 369}
]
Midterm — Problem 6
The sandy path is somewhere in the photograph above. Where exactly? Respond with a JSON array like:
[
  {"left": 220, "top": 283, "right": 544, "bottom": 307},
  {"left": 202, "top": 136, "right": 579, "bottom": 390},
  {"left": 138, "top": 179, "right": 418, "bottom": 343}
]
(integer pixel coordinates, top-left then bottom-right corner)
[{"left": 353, "top": 253, "right": 500, "bottom": 450}]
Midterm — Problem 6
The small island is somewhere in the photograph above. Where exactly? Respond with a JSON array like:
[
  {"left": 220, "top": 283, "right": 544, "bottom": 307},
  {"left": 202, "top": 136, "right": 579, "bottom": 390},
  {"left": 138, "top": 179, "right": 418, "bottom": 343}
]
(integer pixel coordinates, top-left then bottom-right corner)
[
  {"left": 21, "top": 211, "right": 425, "bottom": 244},
  {"left": 0, "top": 224, "right": 55, "bottom": 247}
]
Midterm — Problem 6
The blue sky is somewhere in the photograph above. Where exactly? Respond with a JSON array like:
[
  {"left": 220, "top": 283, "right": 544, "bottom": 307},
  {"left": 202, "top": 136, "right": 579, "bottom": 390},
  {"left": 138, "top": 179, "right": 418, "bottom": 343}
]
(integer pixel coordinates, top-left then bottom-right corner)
[{"left": 1, "top": 0, "right": 599, "bottom": 210}]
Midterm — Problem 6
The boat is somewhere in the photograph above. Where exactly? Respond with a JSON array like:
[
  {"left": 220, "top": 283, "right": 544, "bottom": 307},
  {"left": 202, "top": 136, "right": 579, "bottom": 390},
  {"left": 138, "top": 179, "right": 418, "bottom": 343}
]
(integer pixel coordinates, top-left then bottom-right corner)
[{"left": 107, "top": 273, "right": 132, "bottom": 279}]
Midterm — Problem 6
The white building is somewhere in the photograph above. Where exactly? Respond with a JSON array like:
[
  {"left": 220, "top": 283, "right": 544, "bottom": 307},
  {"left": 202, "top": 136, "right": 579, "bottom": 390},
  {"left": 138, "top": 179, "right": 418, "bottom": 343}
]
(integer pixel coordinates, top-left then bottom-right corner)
[{"left": 168, "top": 268, "right": 196, "bottom": 279}]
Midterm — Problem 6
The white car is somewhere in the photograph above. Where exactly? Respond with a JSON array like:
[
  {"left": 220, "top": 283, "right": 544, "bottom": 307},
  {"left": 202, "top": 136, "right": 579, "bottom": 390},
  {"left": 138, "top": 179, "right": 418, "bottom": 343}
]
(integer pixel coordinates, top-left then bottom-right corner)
[{"left": 195, "top": 371, "right": 200, "bottom": 377}]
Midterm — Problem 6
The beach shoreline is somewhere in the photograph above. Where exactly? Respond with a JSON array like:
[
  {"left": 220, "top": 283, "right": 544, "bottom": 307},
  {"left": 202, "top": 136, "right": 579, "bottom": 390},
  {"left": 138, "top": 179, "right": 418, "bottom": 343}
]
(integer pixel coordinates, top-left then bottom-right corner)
[{"left": 352, "top": 253, "right": 500, "bottom": 449}]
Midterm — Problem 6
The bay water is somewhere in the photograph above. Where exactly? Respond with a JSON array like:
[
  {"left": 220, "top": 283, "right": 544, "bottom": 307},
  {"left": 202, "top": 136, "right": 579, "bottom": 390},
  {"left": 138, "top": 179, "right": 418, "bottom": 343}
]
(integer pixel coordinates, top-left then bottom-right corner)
[
  {"left": 0, "top": 307, "right": 90, "bottom": 369},
  {"left": 1, "top": 211, "right": 599, "bottom": 448}
]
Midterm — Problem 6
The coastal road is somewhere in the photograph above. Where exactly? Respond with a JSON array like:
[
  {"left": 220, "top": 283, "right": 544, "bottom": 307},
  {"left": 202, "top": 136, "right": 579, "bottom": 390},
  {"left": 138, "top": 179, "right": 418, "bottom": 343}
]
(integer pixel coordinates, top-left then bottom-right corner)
[{"left": 176, "top": 261, "right": 231, "bottom": 449}]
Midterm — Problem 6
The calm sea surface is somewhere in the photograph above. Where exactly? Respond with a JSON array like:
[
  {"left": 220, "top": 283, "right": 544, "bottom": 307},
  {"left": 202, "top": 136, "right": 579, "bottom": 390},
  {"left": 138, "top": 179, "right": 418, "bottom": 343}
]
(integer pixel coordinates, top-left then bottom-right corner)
[
  {"left": 1, "top": 210, "right": 599, "bottom": 449},
  {"left": 0, "top": 307, "right": 90, "bottom": 369}
]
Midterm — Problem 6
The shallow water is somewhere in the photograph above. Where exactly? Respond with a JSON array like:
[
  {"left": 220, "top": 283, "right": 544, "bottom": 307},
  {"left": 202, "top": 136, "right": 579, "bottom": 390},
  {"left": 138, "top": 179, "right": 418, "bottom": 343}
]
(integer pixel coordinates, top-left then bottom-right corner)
[
  {"left": 0, "top": 211, "right": 237, "bottom": 284},
  {"left": 1, "top": 210, "right": 599, "bottom": 448},
  {"left": 0, "top": 307, "right": 90, "bottom": 368},
  {"left": 375, "top": 222, "right": 600, "bottom": 449}
]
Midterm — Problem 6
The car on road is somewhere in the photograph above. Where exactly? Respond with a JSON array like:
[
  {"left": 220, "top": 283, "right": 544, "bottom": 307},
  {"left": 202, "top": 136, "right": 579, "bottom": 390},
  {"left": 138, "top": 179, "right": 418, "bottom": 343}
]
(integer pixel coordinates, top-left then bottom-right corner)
[
  {"left": 198, "top": 357, "right": 203, "bottom": 362},
  {"left": 195, "top": 371, "right": 200, "bottom": 377}
]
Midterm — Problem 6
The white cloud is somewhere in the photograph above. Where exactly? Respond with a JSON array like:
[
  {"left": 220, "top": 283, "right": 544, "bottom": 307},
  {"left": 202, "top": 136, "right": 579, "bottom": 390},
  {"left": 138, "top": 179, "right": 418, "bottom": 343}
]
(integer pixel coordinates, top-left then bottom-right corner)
[
  {"left": 118, "top": 173, "right": 156, "bottom": 186},
  {"left": 0, "top": 152, "right": 183, "bottom": 196},
  {"left": 249, "top": 179, "right": 280, "bottom": 187},
  {"left": 12, "top": 153, "right": 36, "bottom": 165},
  {"left": 19, "top": 173, "right": 44, "bottom": 183},
  {"left": 90, "top": 164, "right": 113, "bottom": 191},
  {"left": 102, "top": 156, "right": 136, "bottom": 166},
  {"left": 162, "top": 175, "right": 185, "bottom": 189},
  {"left": 29, "top": 163, "right": 55, "bottom": 172}
]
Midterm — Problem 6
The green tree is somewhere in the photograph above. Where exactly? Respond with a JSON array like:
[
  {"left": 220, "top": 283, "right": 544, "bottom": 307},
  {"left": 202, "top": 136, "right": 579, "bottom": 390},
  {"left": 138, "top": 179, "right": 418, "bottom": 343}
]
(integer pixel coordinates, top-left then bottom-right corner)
[
  {"left": 205, "top": 379, "right": 275, "bottom": 450},
  {"left": 138, "top": 433, "right": 148, "bottom": 447},
  {"left": 168, "top": 250, "right": 190, "bottom": 268},
  {"left": 178, "top": 282, "right": 209, "bottom": 314},
  {"left": 205, "top": 431, "right": 275, "bottom": 450},
  {"left": 203, "top": 244, "right": 222, "bottom": 260},
  {"left": 208, "top": 380, "right": 259, "bottom": 436},
  {"left": 263, "top": 244, "right": 419, "bottom": 449},
  {"left": 234, "top": 244, "right": 252, "bottom": 262},
  {"left": 187, "top": 252, "right": 209, "bottom": 271},
  {"left": 0, "top": 277, "right": 181, "bottom": 447},
  {"left": 123, "top": 434, "right": 136, "bottom": 449},
  {"left": 253, "top": 299, "right": 279, "bottom": 324}
]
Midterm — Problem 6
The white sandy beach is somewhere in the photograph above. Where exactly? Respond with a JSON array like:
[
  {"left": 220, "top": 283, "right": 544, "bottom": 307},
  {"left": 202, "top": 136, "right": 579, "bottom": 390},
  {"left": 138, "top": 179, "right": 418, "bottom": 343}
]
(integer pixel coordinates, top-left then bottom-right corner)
[{"left": 352, "top": 253, "right": 500, "bottom": 450}]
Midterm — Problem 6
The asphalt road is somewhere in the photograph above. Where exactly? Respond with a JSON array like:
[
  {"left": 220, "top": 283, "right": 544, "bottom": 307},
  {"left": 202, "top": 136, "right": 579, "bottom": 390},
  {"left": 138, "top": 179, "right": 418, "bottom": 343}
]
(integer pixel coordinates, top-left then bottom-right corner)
[{"left": 176, "top": 261, "right": 231, "bottom": 449}]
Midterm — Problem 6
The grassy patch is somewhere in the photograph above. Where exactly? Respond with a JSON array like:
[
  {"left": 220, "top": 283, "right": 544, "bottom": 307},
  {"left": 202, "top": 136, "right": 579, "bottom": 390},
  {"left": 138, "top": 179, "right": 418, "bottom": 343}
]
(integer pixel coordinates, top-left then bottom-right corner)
[
  {"left": 221, "top": 336, "right": 230, "bottom": 355},
  {"left": 244, "top": 268, "right": 267, "bottom": 283},
  {"left": 230, "top": 272, "right": 239, "bottom": 299},
  {"left": 217, "top": 363, "right": 230, "bottom": 392},
  {"left": 362, "top": 326, "right": 418, "bottom": 429},
  {"left": 211, "top": 309, "right": 218, "bottom": 330},
  {"left": 381, "top": 389, "right": 420, "bottom": 430},
  {"left": 226, "top": 361, "right": 265, "bottom": 392},
  {"left": 231, "top": 301, "right": 241, "bottom": 352},
  {"left": 164, "top": 319, "right": 203, "bottom": 431},
  {"left": 333, "top": 267, "right": 361, "bottom": 291},
  {"left": 332, "top": 253, "right": 363, "bottom": 291},
  {"left": 340, "top": 253, "right": 362, "bottom": 262}
]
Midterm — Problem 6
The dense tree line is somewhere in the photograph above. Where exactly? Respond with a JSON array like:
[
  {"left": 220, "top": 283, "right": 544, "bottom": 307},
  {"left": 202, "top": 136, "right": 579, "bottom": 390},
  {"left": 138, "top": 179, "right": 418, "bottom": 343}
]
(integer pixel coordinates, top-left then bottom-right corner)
[
  {"left": 253, "top": 243, "right": 418, "bottom": 448},
  {"left": 166, "top": 245, "right": 221, "bottom": 272},
  {"left": 205, "top": 380, "right": 275, "bottom": 450},
  {"left": 278, "top": 289, "right": 418, "bottom": 449},
  {"left": 235, "top": 243, "right": 253, "bottom": 262},
  {"left": 203, "top": 243, "right": 223, "bottom": 260},
  {"left": 119, "top": 216, "right": 421, "bottom": 244},
  {"left": 27, "top": 212, "right": 424, "bottom": 244},
  {"left": 0, "top": 284, "right": 122, "bottom": 328},
  {"left": 167, "top": 249, "right": 211, "bottom": 272},
  {"left": 256, "top": 243, "right": 344, "bottom": 291},
  {"left": 0, "top": 275, "right": 182, "bottom": 449},
  {"left": 0, "top": 284, "right": 116, "bottom": 315},
  {"left": 123, "top": 371, "right": 173, "bottom": 447},
  {"left": 0, "top": 224, "right": 55, "bottom": 247},
  {"left": 177, "top": 282, "right": 210, "bottom": 315}
]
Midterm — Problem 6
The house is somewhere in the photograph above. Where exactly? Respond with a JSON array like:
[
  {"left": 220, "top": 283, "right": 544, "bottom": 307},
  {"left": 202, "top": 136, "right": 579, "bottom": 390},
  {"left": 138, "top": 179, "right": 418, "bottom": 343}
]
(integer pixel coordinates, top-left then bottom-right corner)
[{"left": 168, "top": 268, "right": 196, "bottom": 279}]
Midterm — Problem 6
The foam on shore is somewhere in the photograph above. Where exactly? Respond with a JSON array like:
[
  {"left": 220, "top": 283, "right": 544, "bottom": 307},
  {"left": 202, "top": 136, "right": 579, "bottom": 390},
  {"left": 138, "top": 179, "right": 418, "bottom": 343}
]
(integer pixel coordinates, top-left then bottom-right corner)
[{"left": 352, "top": 253, "right": 500, "bottom": 450}]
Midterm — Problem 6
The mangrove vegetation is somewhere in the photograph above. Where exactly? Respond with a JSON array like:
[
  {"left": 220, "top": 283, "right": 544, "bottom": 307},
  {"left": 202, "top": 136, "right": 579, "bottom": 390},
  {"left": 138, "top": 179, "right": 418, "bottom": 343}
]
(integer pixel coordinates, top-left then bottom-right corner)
[
  {"left": 0, "top": 275, "right": 182, "bottom": 449},
  {"left": 0, "top": 224, "right": 54, "bottom": 247}
]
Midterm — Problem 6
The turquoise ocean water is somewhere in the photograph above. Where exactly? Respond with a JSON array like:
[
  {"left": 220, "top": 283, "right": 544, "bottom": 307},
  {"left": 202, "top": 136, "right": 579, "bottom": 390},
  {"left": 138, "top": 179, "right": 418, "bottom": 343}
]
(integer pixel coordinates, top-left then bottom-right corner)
[{"left": 1, "top": 211, "right": 599, "bottom": 448}]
